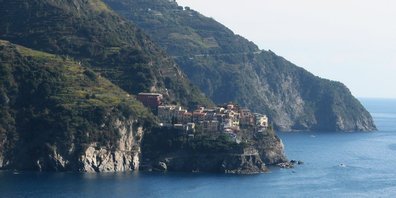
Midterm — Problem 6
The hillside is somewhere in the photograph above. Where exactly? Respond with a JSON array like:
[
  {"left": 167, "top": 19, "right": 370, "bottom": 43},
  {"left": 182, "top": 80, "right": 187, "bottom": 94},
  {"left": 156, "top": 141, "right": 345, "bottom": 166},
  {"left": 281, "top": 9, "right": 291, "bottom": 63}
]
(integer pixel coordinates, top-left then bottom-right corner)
[
  {"left": 0, "top": 40, "right": 287, "bottom": 173},
  {"left": 0, "top": 0, "right": 205, "bottom": 171},
  {"left": 0, "top": 40, "right": 153, "bottom": 171},
  {"left": 0, "top": 0, "right": 288, "bottom": 173},
  {"left": 103, "top": 0, "right": 376, "bottom": 131},
  {"left": 0, "top": 0, "right": 211, "bottom": 108}
]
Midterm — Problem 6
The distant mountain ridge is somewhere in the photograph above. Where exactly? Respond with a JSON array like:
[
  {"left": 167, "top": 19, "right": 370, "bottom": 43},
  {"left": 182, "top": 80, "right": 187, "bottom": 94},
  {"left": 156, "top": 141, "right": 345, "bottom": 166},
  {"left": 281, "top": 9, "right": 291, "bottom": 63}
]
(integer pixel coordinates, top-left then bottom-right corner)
[{"left": 103, "top": 0, "right": 376, "bottom": 131}]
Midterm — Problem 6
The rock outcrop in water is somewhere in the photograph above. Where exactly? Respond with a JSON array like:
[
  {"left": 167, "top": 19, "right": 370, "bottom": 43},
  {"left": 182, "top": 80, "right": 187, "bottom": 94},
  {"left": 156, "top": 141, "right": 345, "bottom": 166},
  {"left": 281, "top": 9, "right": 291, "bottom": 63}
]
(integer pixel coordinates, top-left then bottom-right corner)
[{"left": 255, "top": 135, "right": 287, "bottom": 165}]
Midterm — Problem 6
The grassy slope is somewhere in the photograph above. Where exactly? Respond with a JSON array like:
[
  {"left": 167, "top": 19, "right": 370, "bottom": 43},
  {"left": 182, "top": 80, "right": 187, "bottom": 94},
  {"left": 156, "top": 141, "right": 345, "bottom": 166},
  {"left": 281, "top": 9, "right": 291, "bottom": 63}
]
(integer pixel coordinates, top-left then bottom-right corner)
[
  {"left": 1, "top": 40, "right": 150, "bottom": 115},
  {"left": 0, "top": 0, "right": 212, "bottom": 109},
  {"left": 0, "top": 40, "right": 153, "bottom": 170}
]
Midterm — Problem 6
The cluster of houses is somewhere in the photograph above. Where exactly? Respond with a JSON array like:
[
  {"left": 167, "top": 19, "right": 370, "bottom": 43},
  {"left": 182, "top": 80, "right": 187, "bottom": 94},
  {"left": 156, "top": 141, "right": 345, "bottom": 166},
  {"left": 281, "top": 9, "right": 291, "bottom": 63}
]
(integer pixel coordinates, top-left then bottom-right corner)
[{"left": 137, "top": 93, "right": 270, "bottom": 138}]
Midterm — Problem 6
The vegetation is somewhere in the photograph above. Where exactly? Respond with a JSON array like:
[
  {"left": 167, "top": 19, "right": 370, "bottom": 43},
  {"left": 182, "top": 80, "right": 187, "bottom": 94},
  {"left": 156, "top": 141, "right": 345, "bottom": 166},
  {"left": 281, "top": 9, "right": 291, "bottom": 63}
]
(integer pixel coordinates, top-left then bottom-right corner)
[
  {"left": 0, "top": 0, "right": 375, "bottom": 173},
  {"left": 0, "top": 40, "right": 154, "bottom": 169},
  {"left": 104, "top": 0, "right": 376, "bottom": 131},
  {"left": 141, "top": 127, "right": 244, "bottom": 160},
  {"left": 0, "top": 0, "right": 281, "bottom": 172},
  {"left": 0, "top": 0, "right": 212, "bottom": 109}
]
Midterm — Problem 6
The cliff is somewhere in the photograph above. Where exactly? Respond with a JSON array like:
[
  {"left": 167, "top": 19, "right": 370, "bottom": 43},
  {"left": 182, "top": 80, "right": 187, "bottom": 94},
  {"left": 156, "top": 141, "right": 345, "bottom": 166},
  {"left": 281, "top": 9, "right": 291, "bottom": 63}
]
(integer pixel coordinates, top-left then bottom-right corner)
[
  {"left": 104, "top": 0, "right": 376, "bottom": 131},
  {"left": 152, "top": 149, "right": 268, "bottom": 174},
  {"left": 140, "top": 127, "right": 286, "bottom": 174},
  {"left": 0, "top": 0, "right": 288, "bottom": 174},
  {"left": 0, "top": 40, "right": 150, "bottom": 172},
  {"left": 0, "top": 39, "right": 287, "bottom": 173},
  {"left": 79, "top": 121, "right": 143, "bottom": 172}
]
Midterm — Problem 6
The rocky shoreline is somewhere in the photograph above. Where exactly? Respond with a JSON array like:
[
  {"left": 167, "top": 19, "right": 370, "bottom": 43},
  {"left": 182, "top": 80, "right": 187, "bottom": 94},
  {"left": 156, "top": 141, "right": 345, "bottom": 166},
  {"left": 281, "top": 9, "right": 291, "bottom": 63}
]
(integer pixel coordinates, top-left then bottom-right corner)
[
  {"left": 140, "top": 159, "right": 304, "bottom": 175},
  {"left": 276, "top": 160, "right": 304, "bottom": 169}
]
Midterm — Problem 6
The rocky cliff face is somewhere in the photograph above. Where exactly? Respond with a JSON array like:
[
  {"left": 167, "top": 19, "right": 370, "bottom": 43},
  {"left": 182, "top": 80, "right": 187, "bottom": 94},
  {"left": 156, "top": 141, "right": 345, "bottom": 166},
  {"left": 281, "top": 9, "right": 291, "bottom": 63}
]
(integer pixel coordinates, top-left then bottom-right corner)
[
  {"left": 0, "top": 152, "right": 4, "bottom": 168},
  {"left": 2, "top": 117, "right": 144, "bottom": 173},
  {"left": 145, "top": 148, "right": 269, "bottom": 174},
  {"left": 79, "top": 121, "right": 143, "bottom": 172},
  {"left": 41, "top": 119, "right": 144, "bottom": 173},
  {"left": 0, "top": 40, "right": 152, "bottom": 172},
  {"left": 144, "top": 141, "right": 286, "bottom": 174},
  {"left": 220, "top": 149, "right": 268, "bottom": 174},
  {"left": 255, "top": 135, "right": 287, "bottom": 165},
  {"left": 0, "top": 134, "right": 5, "bottom": 168},
  {"left": 141, "top": 128, "right": 287, "bottom": 174}
]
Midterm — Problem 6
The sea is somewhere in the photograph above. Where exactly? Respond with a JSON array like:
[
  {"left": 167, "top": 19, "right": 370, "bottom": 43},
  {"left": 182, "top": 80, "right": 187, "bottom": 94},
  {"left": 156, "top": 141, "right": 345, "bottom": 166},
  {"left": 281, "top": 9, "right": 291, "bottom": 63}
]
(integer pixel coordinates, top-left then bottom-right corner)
[{"left": 1, "top": 98, "right": 396, "bottom": 198}]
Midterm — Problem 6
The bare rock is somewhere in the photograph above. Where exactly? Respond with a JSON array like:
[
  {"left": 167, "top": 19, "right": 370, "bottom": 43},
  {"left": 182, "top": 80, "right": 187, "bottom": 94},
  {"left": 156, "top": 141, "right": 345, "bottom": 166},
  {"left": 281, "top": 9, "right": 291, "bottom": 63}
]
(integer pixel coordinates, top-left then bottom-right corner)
[
  {"left": 154, "top": 161, "right": 167, "bottom": 171},
  {"left": 79, "top": 120, "right": 144, "bottom": 173}
]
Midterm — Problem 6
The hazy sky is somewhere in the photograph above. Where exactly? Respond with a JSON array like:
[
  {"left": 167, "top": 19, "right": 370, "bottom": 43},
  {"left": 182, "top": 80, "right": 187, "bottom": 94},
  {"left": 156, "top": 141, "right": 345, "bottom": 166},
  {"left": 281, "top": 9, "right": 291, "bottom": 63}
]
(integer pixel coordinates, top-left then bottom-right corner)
[{"left": 177, "top": 0, "right": 396, "bottom": 99}]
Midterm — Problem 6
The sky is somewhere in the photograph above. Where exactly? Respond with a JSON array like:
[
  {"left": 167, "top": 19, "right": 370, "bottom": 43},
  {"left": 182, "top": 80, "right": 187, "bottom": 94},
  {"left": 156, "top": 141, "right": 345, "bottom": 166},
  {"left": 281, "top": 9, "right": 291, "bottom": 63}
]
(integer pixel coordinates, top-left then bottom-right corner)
[{"left": 177, "top": 0, "right": 396, "bottom": 99}]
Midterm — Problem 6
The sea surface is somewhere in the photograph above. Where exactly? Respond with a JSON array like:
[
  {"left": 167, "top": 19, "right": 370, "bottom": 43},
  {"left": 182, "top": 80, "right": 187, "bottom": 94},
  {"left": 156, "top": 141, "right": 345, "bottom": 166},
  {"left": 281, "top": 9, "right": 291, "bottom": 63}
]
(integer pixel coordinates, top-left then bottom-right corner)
[{"left": 1, "top": 98, "right": 396, "bottom": 198}]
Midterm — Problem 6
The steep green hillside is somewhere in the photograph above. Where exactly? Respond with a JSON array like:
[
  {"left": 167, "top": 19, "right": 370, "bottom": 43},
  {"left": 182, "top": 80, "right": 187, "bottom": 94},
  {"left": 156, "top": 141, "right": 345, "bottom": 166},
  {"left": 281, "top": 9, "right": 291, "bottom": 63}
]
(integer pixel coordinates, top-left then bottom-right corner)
[
  {"left": 0, "top": 40, "right": 287, "bottom": 173},
  {"left": 104, "top": 0, "right": 376, "bottom": 131},
  {"left": 0, "top": 0, "right": 211, "bottom": 108},
  {"left": 0, "top": 0, "right": 289, "bottom": 173},
  {"left": 0, "top": 40, "right": 152, "bottom": 171}
]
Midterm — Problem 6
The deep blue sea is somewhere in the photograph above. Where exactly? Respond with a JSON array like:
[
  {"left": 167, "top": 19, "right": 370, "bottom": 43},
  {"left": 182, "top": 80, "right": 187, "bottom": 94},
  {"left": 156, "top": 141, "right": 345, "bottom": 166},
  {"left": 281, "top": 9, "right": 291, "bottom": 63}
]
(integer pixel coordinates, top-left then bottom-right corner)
[{"left": 1, "top": 98, "right": 396, "bottom": 198}]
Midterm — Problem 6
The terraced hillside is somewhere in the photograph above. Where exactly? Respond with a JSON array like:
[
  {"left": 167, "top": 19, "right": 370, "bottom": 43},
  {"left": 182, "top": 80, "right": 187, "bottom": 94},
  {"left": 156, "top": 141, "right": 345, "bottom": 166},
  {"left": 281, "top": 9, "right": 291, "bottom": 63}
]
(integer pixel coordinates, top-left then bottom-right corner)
[
  {"left": 104, "top": 0, "right": 376, "bottom": 131},
  {"left": 0, "top": 40, "right": 154, "bottom": 171},
  {"left": 0, "top": 0, "right": 211, "bottom": 108}
]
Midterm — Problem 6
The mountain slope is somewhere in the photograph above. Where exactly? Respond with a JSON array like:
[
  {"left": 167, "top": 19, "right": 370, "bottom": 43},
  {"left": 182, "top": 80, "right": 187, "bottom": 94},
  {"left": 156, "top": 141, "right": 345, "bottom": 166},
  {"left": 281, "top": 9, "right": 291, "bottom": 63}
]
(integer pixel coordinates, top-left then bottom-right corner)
[
  {"left": 103, "top": 0, "right": 376, "bottom": 131},
  {"left": 0, "top": 39, "right": 287, "bottom": 173},
  {"left": 0, "top": 0, "right": 211, "bottom": 108},
  {"left": 0, "top": 0, "right": 288, "bottom": 173},
  {"left": 0, "top": 40, "right": 154, "bottom": 171}
]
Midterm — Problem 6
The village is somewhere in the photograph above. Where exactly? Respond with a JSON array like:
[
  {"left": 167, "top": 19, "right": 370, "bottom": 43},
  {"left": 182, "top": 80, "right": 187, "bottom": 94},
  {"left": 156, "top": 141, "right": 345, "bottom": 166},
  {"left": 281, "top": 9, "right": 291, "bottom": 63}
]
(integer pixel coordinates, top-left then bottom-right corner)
[{"left": 137, "top": 93, "right": 271, "bottom": 141}]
